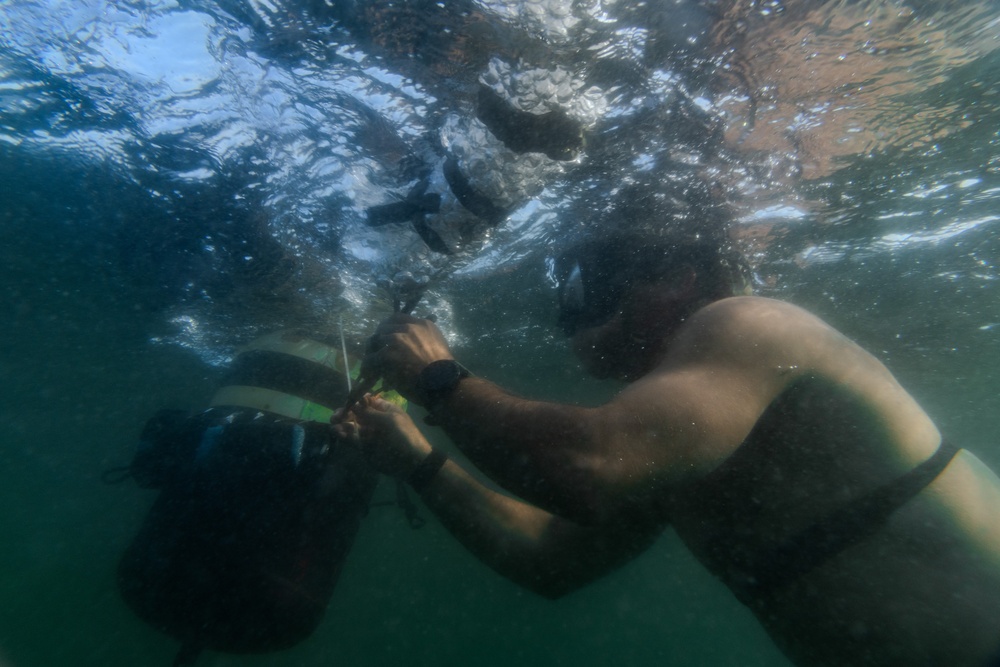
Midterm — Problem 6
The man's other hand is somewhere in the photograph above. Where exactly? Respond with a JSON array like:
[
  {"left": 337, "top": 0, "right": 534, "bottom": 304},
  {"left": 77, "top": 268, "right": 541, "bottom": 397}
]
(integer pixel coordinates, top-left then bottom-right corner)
[{"left": 334, "top": 394, "right": 433, "bottom": 479}]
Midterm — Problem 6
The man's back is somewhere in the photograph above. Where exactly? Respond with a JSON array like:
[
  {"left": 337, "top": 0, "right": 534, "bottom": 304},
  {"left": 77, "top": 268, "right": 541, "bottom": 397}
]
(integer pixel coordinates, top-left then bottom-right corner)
[{"left": 657, "top": 298, "right": 1000, "bottom": 666}]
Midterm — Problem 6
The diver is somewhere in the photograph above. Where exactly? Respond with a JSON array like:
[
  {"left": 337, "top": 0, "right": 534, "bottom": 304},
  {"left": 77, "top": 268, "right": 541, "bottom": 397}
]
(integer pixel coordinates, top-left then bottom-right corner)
[
  {"left": 115, "top": 331, "right": 405, "bottom": 666},
  {"left": 337, "top": 229, "right": 1000, "bottom": 667},
  {"left": 314, "top": 0, "right": 724, "bottom": 309},
  {"left": 363, "top": 56, "right": 607, "bottom": 261}
]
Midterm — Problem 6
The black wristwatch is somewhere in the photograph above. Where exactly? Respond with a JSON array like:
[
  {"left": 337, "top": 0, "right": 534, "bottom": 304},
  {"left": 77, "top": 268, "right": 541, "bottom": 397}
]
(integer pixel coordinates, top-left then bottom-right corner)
[{"left": 415, "top": 359, "right": 471, "bottom": 409}]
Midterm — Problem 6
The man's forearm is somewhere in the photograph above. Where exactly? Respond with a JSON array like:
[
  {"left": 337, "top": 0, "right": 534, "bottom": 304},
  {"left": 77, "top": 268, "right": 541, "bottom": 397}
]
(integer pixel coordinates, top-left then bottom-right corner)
[
  {"left": 414, "top": 454, "right": 661, "bottom": 598},
  {"left": 415, "top": 457, "right": 577, "bottom": 598},
  {"left": 427, "top": 377, "right": 610, "bottom": 523}
]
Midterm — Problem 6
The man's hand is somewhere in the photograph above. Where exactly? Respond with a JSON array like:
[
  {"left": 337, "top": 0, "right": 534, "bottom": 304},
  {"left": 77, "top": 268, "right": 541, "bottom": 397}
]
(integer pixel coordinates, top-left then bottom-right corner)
[
  {"left": 364, "top": 313, "right": 455, "bottom": 402},
  {"left": 332, "top": 394, "right": 432, "bottom": 479}
]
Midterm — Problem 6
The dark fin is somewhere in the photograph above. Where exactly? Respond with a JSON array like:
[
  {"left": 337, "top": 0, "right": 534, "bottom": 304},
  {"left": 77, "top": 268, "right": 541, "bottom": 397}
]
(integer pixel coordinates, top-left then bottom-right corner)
[
  {"left": 366, "top": 200, "right": 414, "bottom": 226},
  {"left": 442, "top": 157, "right": 507, "bottom": 226},
  {"left": 412, "top": 217, "right": 453, "bottom": 255},
  {"left": 366, "top": 179, "right": 441, "bottom": 227},
  {"left": 366, "top": 194, "right": 440, "bottom": 227},
  {"left": 476, "top": 85, "right": 584, "bottom": 161}
]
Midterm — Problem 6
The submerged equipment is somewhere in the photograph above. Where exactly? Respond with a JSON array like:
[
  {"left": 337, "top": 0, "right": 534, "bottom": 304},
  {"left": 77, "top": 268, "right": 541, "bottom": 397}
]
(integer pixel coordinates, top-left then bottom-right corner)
[{"left": 116, "top": 332, "right": 403, "bottom": 666}]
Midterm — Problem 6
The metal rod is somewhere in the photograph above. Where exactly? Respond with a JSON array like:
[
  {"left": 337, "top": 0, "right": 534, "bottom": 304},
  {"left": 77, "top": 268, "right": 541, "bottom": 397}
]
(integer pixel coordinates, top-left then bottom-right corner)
[{"left": 338, "top": 315, "right": 352, "bottom": 393}]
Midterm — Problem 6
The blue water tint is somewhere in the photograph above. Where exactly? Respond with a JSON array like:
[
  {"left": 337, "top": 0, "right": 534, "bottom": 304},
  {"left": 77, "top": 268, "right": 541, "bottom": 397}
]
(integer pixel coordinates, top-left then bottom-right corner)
[{"left": 2, "top": 0, "right": 1000, "bottom": 665}]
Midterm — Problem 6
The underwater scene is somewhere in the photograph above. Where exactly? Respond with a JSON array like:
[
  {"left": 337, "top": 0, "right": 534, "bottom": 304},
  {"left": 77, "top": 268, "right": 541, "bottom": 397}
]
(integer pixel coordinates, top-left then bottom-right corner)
[{"left": 2, "top": 0, "right": 1000, "bottom": 665}]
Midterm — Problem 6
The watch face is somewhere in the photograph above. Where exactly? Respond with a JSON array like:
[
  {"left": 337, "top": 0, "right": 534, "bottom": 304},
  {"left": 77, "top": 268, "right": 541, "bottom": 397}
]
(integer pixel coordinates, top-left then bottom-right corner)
[
  {"left": 419, "top": 360, "right": 469, "bottom": 406},
  {"left": 426, "top": 360, "right": 460, "bottom": 392}
]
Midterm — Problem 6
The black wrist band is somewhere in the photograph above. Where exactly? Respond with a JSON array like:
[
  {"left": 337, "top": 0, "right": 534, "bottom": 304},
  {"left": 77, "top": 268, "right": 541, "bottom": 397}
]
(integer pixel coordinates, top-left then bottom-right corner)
[
  {"left": 415, "top": 359, "right": 471, "bottom": 409},
  {"left": 407, "top": 449, "right": 449, "bottom": 493}
]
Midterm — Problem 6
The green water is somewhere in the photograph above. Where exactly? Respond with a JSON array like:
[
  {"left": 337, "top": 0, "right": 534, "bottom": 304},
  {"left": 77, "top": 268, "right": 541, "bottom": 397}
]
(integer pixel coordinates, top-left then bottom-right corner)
[
  {"left": 3, "top": 0, "right": 1000, "bottom": 663},
  {"left": 6, "top": 204, "right": 1000, "bottom": 666},
  {"left": 0, "top": 201, "right": 787, "bottom": 667},
  {"left": 6, "top": 144, "right": 1000, "bottom": 667}
]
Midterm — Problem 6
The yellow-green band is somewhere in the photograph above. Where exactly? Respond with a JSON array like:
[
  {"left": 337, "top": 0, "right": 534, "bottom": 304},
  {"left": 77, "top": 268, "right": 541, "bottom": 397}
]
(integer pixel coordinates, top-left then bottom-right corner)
[
  {"left": 240, "top": 331, "right": 352, "bottom": 375},
  {"left": 210, "top": 385, "right": 336, "bottom": 423}
]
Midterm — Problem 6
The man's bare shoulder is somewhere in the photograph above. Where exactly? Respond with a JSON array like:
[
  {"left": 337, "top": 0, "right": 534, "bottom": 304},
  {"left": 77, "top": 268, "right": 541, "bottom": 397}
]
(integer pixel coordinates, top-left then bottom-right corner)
[
  {"left": 670, "top": 296, "right": 836, "bottom": 365},
  {"left": 609, "top": 297, "right": 814, "bottom": 476},
  {"left": 673, "top": 295, "right": 896, "bottom": 394},
  {"left": 689, "top": 296, "right": 821, "bottom": 332}
]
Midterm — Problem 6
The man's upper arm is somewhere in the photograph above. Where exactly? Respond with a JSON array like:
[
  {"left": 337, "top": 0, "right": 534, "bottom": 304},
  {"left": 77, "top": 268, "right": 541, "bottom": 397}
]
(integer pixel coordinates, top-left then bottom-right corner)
[
  {"left": 591, "top": 299, "right": 811, "bottom": 498},
  {"left": 591, "top": 360, "right": 774, "bottom": 508}
]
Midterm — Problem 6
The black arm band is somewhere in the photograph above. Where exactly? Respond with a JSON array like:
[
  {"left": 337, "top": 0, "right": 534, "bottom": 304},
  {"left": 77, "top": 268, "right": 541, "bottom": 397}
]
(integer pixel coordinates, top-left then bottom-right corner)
[{"left": 407, "top": 449, "right": 449, "bottom": 493}]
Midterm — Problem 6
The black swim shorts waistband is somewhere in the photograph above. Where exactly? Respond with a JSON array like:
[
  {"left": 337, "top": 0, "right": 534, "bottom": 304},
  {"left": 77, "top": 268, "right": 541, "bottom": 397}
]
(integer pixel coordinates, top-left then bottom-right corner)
[{"left": 728, "top": 439, "right": 961, "bottom": 605}]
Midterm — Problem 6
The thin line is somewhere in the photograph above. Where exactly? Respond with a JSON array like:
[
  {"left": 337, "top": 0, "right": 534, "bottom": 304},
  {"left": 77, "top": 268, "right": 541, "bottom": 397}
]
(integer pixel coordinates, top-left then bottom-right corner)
[{"left": 338, "top": 315, "right": 352, "bottom": 393}]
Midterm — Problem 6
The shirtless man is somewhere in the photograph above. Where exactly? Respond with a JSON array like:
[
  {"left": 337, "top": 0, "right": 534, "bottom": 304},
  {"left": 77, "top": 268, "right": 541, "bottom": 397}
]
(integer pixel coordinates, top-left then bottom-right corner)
[{"left": 338, "top": 231, "right": 1000, "bottom": 667}]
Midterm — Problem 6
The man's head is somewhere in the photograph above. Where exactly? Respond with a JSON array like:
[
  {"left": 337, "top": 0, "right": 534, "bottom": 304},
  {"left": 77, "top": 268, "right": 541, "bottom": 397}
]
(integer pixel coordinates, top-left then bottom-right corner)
[
  {"left": 555, "top": 231, "right": 751, "bottom": 336},
  {"left": 554, "top": 231, "right": 751, "bottom": 379}
]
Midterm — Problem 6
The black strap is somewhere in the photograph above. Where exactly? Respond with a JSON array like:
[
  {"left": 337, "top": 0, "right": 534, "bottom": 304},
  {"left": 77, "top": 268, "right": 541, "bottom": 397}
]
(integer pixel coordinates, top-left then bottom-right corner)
[
  {"left": 442, "top": 157, "right": 508, "bottom": 225},
  {"left": 730, "top": 440, "right": 961, "bottom": 605},
  {"left": 475, "top": 84, "right": 584, "bottom": 161},
  {"left": 224, "top": 350, "right": 347, "bottom": 410}
]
